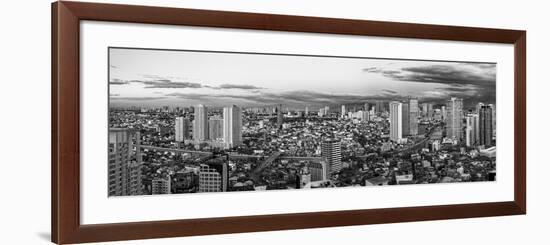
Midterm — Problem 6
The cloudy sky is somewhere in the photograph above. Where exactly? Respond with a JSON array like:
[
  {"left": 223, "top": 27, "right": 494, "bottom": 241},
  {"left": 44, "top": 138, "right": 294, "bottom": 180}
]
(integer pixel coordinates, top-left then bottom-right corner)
[{"left": 109, "top": 48, "right": 496, "bottom": 109}]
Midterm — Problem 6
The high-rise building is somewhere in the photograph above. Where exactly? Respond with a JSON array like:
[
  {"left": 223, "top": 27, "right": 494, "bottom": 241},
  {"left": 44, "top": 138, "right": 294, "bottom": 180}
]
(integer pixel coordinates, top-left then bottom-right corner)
[
  {"left": 479, "top": 105, "right": 493, "bottom": 146},
  {"left": 175, "top": 117, "right": 190, "bottom": 142},
  {"left": 341, "top": 105, "right": 346, "bottom": 118},
  {"left": 421, "top": 103, "right": 428, "bottom": 117},
  {"left": 375, "top": 101, "right": 385, "bottom": 113},
  {"left": 402, "top": 103, "right": 410, "bottom": 136},
  {"left": 489, "top": 104, "right": 496, "bottom": 134},
  {"left": 310, "top": 160, "right": 330, "bottom": 181},
  {"left": 465, "top": 114, "right": 480, "bottom": 147},
  {"left": 364, "top": 102, "right": 369, "bottom": 111},
  {"left": 151, "top": 175, "right": 171, "bottom": 195},
  {"left": 441, "top": 106, "right": 447, "bottom": 121},
  {"left": 208, "top": 118, "right": 224, "bottom": 141},
  {"left": 276, "top": 104, "right": 283, "bottom": 129},
  {"left": 427, "top": 103, "right": 434, "bottom": 118},
  {"left": 199, "top": 159, "right": 228, "bottom": 192},
  {"left": 409, "top": 98, "right": 419, "bottom": 136},
  {"left": 324, "top": 106, "right": 330, "bottom": 114},
  {"left": 322, "top": 139, "right": 342, "bottom": 174},
  {"left": 223, "top": 105, "right": 243, "bottom": 148},
  {"left": 359, "top": 110, "right": 369, "bottom": 122},
  {"left": 193, "top": 104, "right": 209, "bottom": 141},
  {"left": 108, "top": 128, "right": 142, "bottom": 196},
  {"left": 446, "top": 97, "right": 463, "bottom": 141},
  {"left": 305, "top": 106, "right": 309, "bottom": 116},
  {"left": 389, "top": 101, "right": 403, "bottom": 142}
]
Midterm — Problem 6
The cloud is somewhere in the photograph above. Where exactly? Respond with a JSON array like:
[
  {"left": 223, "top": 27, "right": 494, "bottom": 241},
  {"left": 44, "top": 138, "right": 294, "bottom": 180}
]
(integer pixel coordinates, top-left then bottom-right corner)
[
  {"left": 109, "top": 79, "right": 129, "bottom": 85},
  {"left": 140, "top": 79, "right": 203, "bottom": 89},
  {"left": 382, "top": 89, "right": 398, "bottom": 94},
  {"left": 110, "top": 96, "right": 167, "bottom": 101},
  {"left": 363, "top": 63, "right": 496, "bottom": 105},
  {"left": 218, "top": 84, "right": 264, "bottom": 90}
]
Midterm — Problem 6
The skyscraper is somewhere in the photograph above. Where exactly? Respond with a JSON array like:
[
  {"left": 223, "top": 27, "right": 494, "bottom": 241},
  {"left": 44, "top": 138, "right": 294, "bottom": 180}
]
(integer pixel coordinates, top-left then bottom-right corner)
[
  {"left": 174, "top": 117, "right": 190, "bottom": 142},
  {"left": 199, "top": 159, "right": 228, "bottom": 192},
  {"left": 341, "top": 105, "right": 346, "bottom": 118},
  {"left": 479, "top": 105, "right": 493, "bottom": 146},
  {"left": 446, "top": 97, "right": 463, "bottom": 141},
  {"left": 108, "top": 128, "right": 142, "bottom": 196},
  {"left": 409, "top": 98, "right": 419, "bottom": 136},
  {"left": 465, "top": 114, "right": 479, "bottom": 147},
  {"left": 223, "top": 105, "right": 243, "bottom": 148},
  {"left": 322, "top": 139, "right": 342, "bottom": 174},
  {"left": 389, "top": 101, "right": 403, "bottom": 142},
  {"left": 421, "top": 103, "right": 429, "bottom": 117},
  {"left": 305, "top": 106, "right": 309, "bottom": 117},
  {"left": 193, "top": 104, "right": 209, "bottom": 141},
  {"left": 402, "top": 102, "right": 410, "bottom": 136},
  {"left": 208, "top": 118, "right": 224, "bottom": 141},
  {"left": 364, "top": 102, "right": 369, "bottom": 111},
  {"left": 427, "top": 103, "right": 434, "bottom": 119},
  {"left": 276, "top": 104, "right": 283, "bottom": 129},
  {"left": 375, "top": 101, "right": 385, "bottom": 114}
]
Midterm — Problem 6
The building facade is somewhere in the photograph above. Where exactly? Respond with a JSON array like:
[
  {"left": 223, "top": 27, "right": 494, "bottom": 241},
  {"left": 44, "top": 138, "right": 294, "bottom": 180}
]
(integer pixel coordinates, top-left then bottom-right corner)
[
  {"left": 199, "top": 160, "right": 228, "bottom": 192},
  {"left": 446, "top": 97, "right": 463, "bottom": 141},
  {"left": 208, "top": 118, "right": 224, "bottom": 141},
  {"left": 321, "top": 139, "right": 342, "bottom": 174},
  {"left": 223, "top": 105, "right": 243, "bottom": 148},
  {"left": 108, "top": 128, "right": 142, "bottom": 196},
  {"left": 309, "top": 160, "right": 330, "bottom": 181},
  {"left": 479, "top": 105, "right": 493, "bottom": 146},
  {"left": 193, "top": 104, "right": 209, "bottom": 141},
  {"left": 409, "top": 98, "right": 419, "bottom": 136},
  {"left": 402, "top": 102, "right": 410, "bottom": 136},
  {"left": 389, "top": 101, "right": 403, "bottom": 142},
  {"left": 174, "top": 117, "right": 190, "bottom": 142},
  {"left": 151, "top": 175, "right": 171, "bottom": 195}
]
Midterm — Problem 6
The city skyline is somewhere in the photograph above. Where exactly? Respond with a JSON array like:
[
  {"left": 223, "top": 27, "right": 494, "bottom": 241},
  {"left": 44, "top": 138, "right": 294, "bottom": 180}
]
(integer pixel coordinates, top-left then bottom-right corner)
[
  {"left": 109, "top": 48, "right": 496, "bottom": 109},
  {"left": 108, "top": 47, "right": 497, "bottom": 197}
]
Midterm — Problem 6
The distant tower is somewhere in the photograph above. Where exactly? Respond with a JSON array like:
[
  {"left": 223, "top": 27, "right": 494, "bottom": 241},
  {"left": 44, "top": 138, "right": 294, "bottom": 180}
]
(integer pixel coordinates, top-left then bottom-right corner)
[
  {"left": 175, "top": 117, "right": 190, "bottom": 142},
  {"left": 376, "top": 101, "right": 384, "bottom": 113},
  {"left": 409, "top": 98, "right": 419, "bottom": 136},
  {"left": 446, "top": 97, "right": 463, "bottom": 141},
  {"left": 389, "top": 101, "right": 403, "bottom": 142},
  {"left": 193, "top": 104, "right": 209, "bottom": 141},
  {"left": 364, "top": 102, "right": 369, "bottom": 111},
  {"left": 108, "top": 128, "right": 142, "bottom": 196},
  {"left": 276, "top": 104, "right": 283, "bottom": 129},
  {"left": 479, "top": 105, "right": 493, "bottom": 146},
  {"left": 341, "top": 105, "right": 346, "bottom": 118},
  {"left": 322, "top": 139, "right": 342, "bottom": 174},
  {"left": 223, "top": 105, "right": 242, "bottom": 148},
  {"left": 305, "top": 106, "right": 309, "bottom": 117}
]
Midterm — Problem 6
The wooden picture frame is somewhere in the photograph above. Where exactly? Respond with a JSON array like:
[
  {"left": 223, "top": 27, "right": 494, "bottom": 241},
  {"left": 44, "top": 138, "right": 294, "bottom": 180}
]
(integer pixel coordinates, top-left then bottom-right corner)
[{"left": 51, "top": 1, "right": 526, "bottom": 244}]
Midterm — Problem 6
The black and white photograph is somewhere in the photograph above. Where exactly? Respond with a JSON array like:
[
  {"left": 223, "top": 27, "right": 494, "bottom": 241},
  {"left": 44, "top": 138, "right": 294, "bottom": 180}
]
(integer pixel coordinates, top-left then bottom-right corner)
[{"left": 108, "top": 47, "right": 497, "bottom": 197}]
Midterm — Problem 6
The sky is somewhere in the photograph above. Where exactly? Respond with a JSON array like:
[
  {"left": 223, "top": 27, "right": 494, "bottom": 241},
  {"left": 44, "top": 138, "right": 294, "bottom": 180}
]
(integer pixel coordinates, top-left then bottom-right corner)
[{"left": 109, "top": 48, "right": 496, "bottom": 109}]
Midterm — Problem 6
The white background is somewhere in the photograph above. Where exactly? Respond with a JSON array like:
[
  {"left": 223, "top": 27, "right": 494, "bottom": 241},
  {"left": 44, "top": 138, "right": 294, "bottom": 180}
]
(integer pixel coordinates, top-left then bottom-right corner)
[
  {"left": 81, "top": 21, "right": 514, "bottom": 224},
  {"left": 0, "top": 0, "right": 547, "bottom": 244}
]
